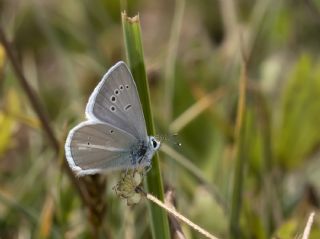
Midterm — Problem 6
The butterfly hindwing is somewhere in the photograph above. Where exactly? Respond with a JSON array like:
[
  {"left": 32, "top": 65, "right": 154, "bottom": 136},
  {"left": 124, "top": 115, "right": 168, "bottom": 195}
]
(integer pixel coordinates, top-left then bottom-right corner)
[{"left": 65, "top": 121, "right": 139, "bottom": 176}]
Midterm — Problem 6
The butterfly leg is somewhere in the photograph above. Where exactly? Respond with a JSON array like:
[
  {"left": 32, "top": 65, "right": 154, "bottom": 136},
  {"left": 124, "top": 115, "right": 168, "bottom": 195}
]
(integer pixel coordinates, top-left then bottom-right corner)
[
  {"left": 124, "top": 168, "right": 130, "bottom": 177},
  {"left": 144, "top": 163, "right": 152, "bottom": 173},
  {"left": 123, "top": 168, "right": 136, "bottom": 179}
]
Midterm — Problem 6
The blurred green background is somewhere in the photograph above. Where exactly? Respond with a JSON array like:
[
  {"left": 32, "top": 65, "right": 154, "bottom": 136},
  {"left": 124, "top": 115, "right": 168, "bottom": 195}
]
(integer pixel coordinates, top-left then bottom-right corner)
[{"left": 0, "top": 0, "right": 320, "bottom": 238}]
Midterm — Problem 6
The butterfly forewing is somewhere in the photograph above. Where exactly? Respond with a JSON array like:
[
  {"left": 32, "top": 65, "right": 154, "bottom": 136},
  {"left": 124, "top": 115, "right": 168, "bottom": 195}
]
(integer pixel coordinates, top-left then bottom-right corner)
[
  {"left": 65, "top": 121, "right": 139, "bottom": 176},
  {"left": 86, "top": 62, "right": 148, "bottom": 141}
]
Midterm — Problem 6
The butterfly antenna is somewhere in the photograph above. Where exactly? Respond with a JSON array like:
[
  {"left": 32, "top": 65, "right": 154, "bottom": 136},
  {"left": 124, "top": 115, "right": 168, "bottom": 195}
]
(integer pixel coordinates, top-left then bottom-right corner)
[
  {"left": 167, "top": 133, "right": 182, "bottom": 147},
  {"left": 155, "top": 133, "right": 181, "bottom": 146},
  {"left": 172, "top": 133, "right": 182, "bottom": 146}
]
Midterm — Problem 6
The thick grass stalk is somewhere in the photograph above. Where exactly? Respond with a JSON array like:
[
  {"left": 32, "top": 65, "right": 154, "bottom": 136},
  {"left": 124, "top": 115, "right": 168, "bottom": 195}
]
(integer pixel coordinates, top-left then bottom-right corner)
[
  {"left": 250, "top": 83, "right": 283, "bottom": 234},
  {"left": 121, "top": 12, "right": 171, "bottom": 239},
  {"left": 164, "top": 0, "right": 185, "bottom": 123},
  {"left": 229, "top": 61, "right": 248, "bottom": 238}
]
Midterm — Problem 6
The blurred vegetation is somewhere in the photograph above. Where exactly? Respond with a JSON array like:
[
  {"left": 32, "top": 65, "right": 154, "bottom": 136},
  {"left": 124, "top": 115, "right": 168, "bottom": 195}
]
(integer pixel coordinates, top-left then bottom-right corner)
[{"left": 0, "top": 0, "right": 320, "bottom": 238}]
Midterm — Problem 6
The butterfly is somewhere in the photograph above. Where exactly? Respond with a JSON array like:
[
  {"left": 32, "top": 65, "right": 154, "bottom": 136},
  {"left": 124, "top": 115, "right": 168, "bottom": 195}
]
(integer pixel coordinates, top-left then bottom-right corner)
[{"left": 65, "top": 61, "right": 160, "bottom": 177}]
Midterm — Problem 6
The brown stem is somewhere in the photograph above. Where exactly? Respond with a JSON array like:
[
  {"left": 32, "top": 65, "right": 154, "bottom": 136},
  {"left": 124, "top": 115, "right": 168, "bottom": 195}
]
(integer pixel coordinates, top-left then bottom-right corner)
[
  {"left": 0, "top": 26, "right": 107, "bottom": 233},
  {"left": 0, "top": 27, "right": 59, "bottom": 152},
  {"left": 165, "top": 189, "right": 186, "bottom": 239}
]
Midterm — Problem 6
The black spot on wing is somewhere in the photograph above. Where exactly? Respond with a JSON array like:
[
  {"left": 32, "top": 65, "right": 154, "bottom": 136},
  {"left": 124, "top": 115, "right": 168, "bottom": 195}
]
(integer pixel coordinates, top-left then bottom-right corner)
[{"left": 124, "top": 104, "right": 132, "bottom": 111}]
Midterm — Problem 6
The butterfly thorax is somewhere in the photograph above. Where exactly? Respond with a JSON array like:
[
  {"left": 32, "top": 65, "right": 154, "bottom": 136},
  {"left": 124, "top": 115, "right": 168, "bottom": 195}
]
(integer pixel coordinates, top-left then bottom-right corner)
[
  {"left": 130, "top": 136, "right": 160, "bottom": 167},
  {"left": 129, "top": 140, "right": 148, "bottom": 166}
]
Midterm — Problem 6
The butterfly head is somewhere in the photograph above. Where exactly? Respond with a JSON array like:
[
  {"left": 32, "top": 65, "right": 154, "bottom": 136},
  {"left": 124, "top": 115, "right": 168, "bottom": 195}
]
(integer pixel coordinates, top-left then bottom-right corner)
[{"left": 146, "top": 136, "right": 160, "bottom": 166}]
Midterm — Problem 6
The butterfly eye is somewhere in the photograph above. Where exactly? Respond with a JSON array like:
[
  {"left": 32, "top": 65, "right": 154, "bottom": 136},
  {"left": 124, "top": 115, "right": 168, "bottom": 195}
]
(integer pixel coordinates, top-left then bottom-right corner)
[
  {"left": 114, "top": 89, "right": 120, "bottom": 95},
  {"left": 125, "top": 85, "right": 129, "bottom": 89},
  {"left": 110, "top": 96, "right": 116, "bottom": 102},
  {"left": 152, "top": 139, "right": 158, "bottom": 149},
  {"left": 119, "top": 85, "right": 124, "bottom": 90}
]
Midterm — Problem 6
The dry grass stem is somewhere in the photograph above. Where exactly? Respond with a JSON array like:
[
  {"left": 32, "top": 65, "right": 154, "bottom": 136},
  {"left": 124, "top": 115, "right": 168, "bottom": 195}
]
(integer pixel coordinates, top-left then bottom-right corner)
[
  {"left": 170, "top": 88, "right": 226, "bottom": 133},
  {"left": 160, "top": 143, "right": 226, "bottom": 211},
  {"left": 137, "top": 188, "right": 220, "bottom": 239},
  {"left": 301, "top": 212, "right": 315, "bottom": 239},
  {"left": 165, "top": 189, "right": 186, "bottom": 239}
]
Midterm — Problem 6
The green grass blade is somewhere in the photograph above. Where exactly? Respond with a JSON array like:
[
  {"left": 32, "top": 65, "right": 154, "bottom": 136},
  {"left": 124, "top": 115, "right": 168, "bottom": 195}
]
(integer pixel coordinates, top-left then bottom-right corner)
[{"left": 121, "top": 12, "right": 171, "bottom": 239}]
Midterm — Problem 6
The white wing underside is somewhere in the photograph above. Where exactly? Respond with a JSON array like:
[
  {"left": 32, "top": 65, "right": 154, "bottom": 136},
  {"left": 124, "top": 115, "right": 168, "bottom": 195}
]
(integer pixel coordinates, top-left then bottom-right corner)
[{"left": 65, "top": 61, "right": 149, "bottom": 176}]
